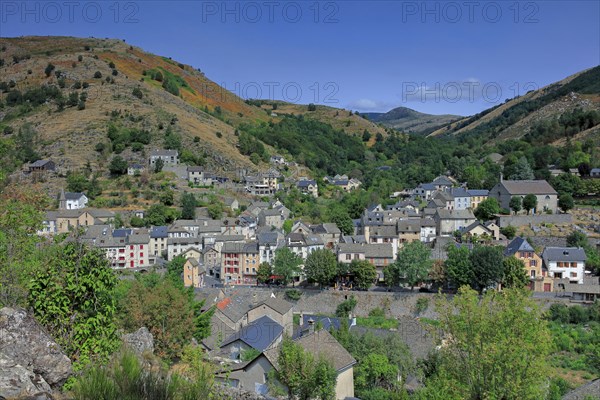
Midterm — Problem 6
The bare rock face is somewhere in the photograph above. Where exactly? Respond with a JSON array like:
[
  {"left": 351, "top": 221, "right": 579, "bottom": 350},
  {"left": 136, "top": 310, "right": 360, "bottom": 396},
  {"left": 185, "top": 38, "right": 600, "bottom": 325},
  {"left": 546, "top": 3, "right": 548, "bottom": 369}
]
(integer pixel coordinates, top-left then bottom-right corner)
[
  {"left": 0, "top": 352, "right": 52, "bottom": 399},
  {"left": 122, "top": 327, "right": 154, "bottom": 356},
  {"left": 0, "top": 307, "right": 72, "bottom": 389}
]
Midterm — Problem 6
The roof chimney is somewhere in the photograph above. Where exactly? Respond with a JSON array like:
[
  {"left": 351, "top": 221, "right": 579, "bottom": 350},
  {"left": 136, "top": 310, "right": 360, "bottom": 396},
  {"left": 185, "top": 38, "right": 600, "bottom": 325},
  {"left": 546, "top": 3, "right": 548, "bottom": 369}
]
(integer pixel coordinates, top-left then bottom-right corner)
[{"left": 307, "top": 318, "right": 315, "bottom": 334}]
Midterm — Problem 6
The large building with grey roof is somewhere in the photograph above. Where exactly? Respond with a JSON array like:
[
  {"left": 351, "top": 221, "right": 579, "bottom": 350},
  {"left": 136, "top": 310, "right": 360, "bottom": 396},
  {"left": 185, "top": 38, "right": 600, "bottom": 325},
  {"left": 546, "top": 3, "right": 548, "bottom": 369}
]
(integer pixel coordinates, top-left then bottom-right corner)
[{"left": 490, "top": 179, "right": 558, "bottom": 213}]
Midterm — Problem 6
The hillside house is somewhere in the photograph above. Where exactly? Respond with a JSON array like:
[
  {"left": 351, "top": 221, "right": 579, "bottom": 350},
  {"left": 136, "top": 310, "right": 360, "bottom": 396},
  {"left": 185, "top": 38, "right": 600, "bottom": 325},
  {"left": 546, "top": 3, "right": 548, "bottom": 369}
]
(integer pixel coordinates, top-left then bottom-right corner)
[
  {"left": 434, "top": 209, "right": 477, "bottom": 236},
  {"left": 28, "top": 159, "right": 55, "bottom": 173},
  {"left": 467, "top": 189, "right": 489, "bottom": 209},
  {"left": 297, "top": 179, "right": 319, "bottom": 198},
  {"left": 149, "top": 149, "right": 179, "bottom": 167},
  {"left": 127, "top": 163, "right": 145, "bottom": 176},
  {"left": 183, "top": 258, "right": 206, "bottom": 288},
  {"left": 504, "top": 237, "right": 553, "bottom": 292},
  {"left": 542, "top": 247, "right": 586, "bottom": 284},
  {"left": 58, "top": 190, "right": 88, "bottom": 210},
  {"left": 187, "top": 166, "right": 213, "bottom": 185},
  {"left": 490, "top": 179, "right": 558, "bottom": 214}
]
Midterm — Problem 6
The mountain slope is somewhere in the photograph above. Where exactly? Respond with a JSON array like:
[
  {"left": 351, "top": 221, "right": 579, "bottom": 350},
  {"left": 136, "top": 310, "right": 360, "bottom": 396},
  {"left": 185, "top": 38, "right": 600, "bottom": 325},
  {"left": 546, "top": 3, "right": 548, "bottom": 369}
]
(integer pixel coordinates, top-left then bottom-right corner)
[
  {"left": 362, "top": 107, "right": 461, "bottom": 134},
  {"left": 428, "top": 66, "right": 600, "bottom": 144},
  {"left": 0, "top": 36, "right": 386, "bottom": 191}
]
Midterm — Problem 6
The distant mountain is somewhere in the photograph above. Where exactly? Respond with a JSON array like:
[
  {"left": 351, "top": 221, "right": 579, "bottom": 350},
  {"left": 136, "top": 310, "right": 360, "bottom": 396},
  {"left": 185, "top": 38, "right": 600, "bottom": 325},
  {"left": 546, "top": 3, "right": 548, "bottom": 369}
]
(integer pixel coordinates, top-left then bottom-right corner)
[
  {"left": 428, "top": 66, "right": 600, "bottom": 146},
  {"left": 363, "top": 107, "right": 462, "bottom": 134}
]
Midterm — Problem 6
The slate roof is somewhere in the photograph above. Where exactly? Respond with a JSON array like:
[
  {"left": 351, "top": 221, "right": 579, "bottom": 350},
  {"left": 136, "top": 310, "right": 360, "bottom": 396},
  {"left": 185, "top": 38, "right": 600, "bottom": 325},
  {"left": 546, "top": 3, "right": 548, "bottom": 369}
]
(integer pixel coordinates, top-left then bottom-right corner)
[
  {"left": 562, "top": 378, "right": 600, "bottom": 400},
  {"left": 113, "top": 228, "right": 132, "bottom": 238},
  {"left": 432, "top": 176, "right": 454, "bottom": 186},
  {"left": 297, "top": 315, "right": 344, "bottom": 336},
  {"left": 311, "top": 223, "right": 341, "bottom": 235},
  {"left": 498, "top": 180, "right": 557, "bottom": 195},
  {"left": 30, "top": 159, "right": 53, "bottom": 168},
  {"left": 504, "top": 237, "right": 535, "bottom": 256},
  {"left": 448, "top": 187, "right": 470, "bottom": 197},
  {"left": 467, "top": 189, "right": 489, "bottom": 197},
  {"left": 294, "top": 330, "right": 356, "bottom": 372},
  {"left": 221, "top": 315, "right": 283, "bottom": 352},
  {"left": 397, "top": 220, "right": 420, "bottom": 233},
  {"left": 417, "top": 183, "right": 436, "bottom": 191},
  {"left": 187, "top": 166, "right": 203, "bottom": 172},
  {"left": 65, "top": 192, "right": 86, "bottom": 200},
  {"left": 297, "top": 179, "right": 317, "bottom": 188},
  {"left": 149, "top": 226, "right": 168, "bottom": 238},
  {"left": 542, "top": 247, "right": 587, "bottom": 263},
  {"left": 253, "top": 297, "right": 294, "bottom": 315}
]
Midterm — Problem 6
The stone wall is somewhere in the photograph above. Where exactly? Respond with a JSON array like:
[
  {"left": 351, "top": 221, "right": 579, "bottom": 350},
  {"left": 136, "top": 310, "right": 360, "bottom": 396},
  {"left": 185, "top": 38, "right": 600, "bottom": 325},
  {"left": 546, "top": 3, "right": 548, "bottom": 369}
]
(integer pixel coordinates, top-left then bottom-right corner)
[{"left": 497, "top": 214, "right": 572, "bottom": 228}]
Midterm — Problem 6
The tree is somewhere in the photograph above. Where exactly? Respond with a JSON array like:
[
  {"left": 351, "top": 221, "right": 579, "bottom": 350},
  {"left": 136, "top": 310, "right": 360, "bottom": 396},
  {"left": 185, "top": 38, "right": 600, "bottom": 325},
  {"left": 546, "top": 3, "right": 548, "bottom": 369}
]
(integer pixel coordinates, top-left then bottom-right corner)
[
  {"left": 335, "top": 295, "right": 357, "bottom": 317},
  {"left": 501, "top": 257, "right": 529, "bottom": 289},
  {"left": 474, "top": 197, "right": 500, "bottom": 221},
  {"left": 329, "top": 206, "right": 353, "bottom": 235},
  {"left": 28, "top": 241, "right": 120, "bottom": 366},
  {"left": 180, "top": 192, "right": 197, "bottom": 220},
  {"left": 507, "top": 156, "right": 534, "bottom": 180},
  {"left": 44, "top": 62, "right": 55, "bottom": 77},
  {"left": 522, "top": 194, "right": 537, "bottom": 214},
  {"left": 276, "top": 336, "right": 337, "bottom": 400},
  {"left": 355, "top": 353, "right": 400, "bottom": 393},
  {"left": 500, "top": 225, "right": 517, "bottom": 239},
  {"left": 350, "top": 260, "right": 377, "bottom": 290},
  {"left": 0, "top": 189, "right": 48, "bottom": 307},
  {"left": 109, "top": 156, "right": 128, "bottom": 175},
  {"left": 388, "top": 241, "right": 432, "bottom": 290},
  {"left": 429, "top": 287, "right": 552, "bottom": 400},
  {"left": 509, "top": 196, "right": 522, "bottom": 214},
  {"left": 362, "top": 130, "right": 371, "bottom": 142},
  {"left": 207, "top": 203, "right": 222, "bottom": 219},
  {"left": 307, "top": 103, "right": 317, "bottom": 111},
  {"left": 578, "top": 162, "right": 591, "bottom": 177},
  {"left": 273, "top": 248, "right": 302, "bottom": 287},
  {"left": 304, "top": 248, "right": 338, "bottom": 288},
  {"left": 469, "top": 246, "right": 504, "bottom": 293},
  {"left": 444, "top": 245, "right": 473, "bottom": 289},
  {"left": 119, "top": 274, "right": 195, "bottom": 359},
  {"left": 257, "top": 262, "right": 272, "bottom": 284},
  {"left": 154, "top": 158, "right": 164, "bottom": 173},
  {"left": 283, "top": 219, "right": 293, "bottom": 235},
  {"left": 558, "top": 194, "right": 574, "bottom": 213},
  {"left": 567, "top": 231, "right": 588, "bottom": 248}
]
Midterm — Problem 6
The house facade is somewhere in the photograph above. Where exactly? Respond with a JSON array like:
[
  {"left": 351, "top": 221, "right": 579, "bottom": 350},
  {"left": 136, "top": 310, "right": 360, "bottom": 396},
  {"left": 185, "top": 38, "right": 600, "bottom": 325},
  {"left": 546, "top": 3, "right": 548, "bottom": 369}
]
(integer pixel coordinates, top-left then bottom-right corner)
[
  {"left": 149, "top": 149, "right": 179, "bottom": 167},
  {"left": 490, "top": 179, "right": 558, "bottom": 214},
  {"left": 542, "top": 247, "right": 586, "bottom": 285}
]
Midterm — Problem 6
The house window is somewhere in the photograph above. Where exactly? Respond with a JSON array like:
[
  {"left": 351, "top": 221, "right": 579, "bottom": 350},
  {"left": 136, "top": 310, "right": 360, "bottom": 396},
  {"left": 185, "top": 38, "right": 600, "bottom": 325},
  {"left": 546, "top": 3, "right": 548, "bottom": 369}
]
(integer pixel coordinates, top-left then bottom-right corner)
[
  {"left": 140, "top": 253, "right": 143, "bottom": 258},
  {"left": 130, "top": 245, "right": 134, "bottom": 250},
  {"left": 140, "top": 245, "right": 144, "bottom": 249},
  {"left": 571, "top": 262, "right": 577, "bottom": 268},
  {"left": 530, "top": 270, "right": 535, "bottom": 278},
  {"left": 345, "top": 254, "right": 351, "bottom": 261},
  {"left": 530, "top": 260, "right": 537, "bottom": 267},
  {"left": 570, "top": 272, "right": 577, "bottom": 278}
]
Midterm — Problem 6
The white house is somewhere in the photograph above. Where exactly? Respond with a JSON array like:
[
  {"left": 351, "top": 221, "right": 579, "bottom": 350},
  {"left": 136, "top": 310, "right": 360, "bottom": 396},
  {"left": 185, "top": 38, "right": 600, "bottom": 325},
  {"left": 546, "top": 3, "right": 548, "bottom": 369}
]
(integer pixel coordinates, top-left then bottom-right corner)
[
  {"left": 59, "top": 191, "right": 88, "bottom": 210},
  {"left": 542, "top": 247, "right": 587, "bottom": 284},
  {"left": 149, "top": 150, "right": 179, "bottom": 167}
]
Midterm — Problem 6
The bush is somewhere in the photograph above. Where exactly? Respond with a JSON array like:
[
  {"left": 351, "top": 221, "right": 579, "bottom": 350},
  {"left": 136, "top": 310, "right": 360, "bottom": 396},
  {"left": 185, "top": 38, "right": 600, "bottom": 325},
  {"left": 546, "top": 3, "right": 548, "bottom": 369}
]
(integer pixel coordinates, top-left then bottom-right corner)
[
  {"left": 368, "top": 308, "right": 385, "bottom": 318},
  {"left": 285, "top": 289, "right": 302, "bottom": 301},
  {"left": 336, "top": 295, "right": 357, "bottom": 317},
  {"left": 415, "top": 297, "right": 429, "bottom": 314},
  {"left": 132, "top": 87, "right": 143, "bottom": 99},
  {"left": 94, "top": 71, "right": 102, "bottom": 78}
]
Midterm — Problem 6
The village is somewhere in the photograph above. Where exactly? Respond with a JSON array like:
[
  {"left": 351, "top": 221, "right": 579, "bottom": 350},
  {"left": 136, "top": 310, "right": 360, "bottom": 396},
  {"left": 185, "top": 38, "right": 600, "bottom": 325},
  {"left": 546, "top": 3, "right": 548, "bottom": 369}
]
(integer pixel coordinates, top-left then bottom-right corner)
[{"left": 25, "top": 149, "right": 600, "bottom": 399}]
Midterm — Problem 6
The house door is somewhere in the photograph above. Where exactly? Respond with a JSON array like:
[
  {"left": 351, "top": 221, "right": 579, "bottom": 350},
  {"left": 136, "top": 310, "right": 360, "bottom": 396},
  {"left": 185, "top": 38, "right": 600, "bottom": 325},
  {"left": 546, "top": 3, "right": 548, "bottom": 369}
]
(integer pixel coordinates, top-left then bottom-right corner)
[
  {"left": 130, "top": 260, "right": 135, "bottom": 268},
  {"left": 544, "top": 283, "right": 551, "bottom": 292}
]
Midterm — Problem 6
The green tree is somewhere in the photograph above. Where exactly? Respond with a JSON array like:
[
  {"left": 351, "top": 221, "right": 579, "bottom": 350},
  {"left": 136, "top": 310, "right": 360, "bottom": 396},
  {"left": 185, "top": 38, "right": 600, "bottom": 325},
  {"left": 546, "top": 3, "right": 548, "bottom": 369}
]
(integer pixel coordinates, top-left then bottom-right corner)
[
  {"left": 276, "top": 336, "right": 337, "bottom": 400},
  {"left": 355, "top": 353, "right": 400, "bottom": 393},
  {"left": 350, "top": 260, "right": 377, "bottom": 290},
  {"left": 388, "top": 241, "right": 432, "bottom": 290},
  {"left": 0, "top": 190, "right": 48, "bottom": 306},
  {"left": 522, "top": 194, "right": 537, "bottom": 214},
  {"left": 28, "top": 241, "right": 120, "bottom": 366},
  {"left": 307, "top": 103, "right": 317, "bottom": 111},
  {"left": 329, "top": 206, "right": 353, "bottom": 235},
  {"left": 257, "top": 262, "right": 272, "bottom": 284},
  {"left": 474, "top": 197, "right": 500, "bottom": 221},
  {"left": 154, "top": 158, "right": 164, "bottom": 173},
  {"left": 444, "top": 245, "right": 473, "bottom": 289},
  {"left": 430, "top": 287, "right": 552, "bottom": 400},
  {"left": 180, "top": 192, "right": 197, "bottom": 220},
  {"left": 500, "top": 225, "right": 517, "bottom": 240},
  {"left": 304, "top": 248, "right": 338, "bottom": 288},
  {"left": 335, "top": 295, "right": 357, "bottom": 317},
  {"left": 273, "top": 248, "right": 302, "bottom": 287},
  {"left": 507, "top": 156, "right": 534, "bottom": 180},
  {"left": 207, "top": 203, "right": 222, "bottom": 219},
  {"left": 362, "top": 130, "right": 372, "bottom": 142},
  {"left": 509, "top": 196, "right": 522, "bottom": 214},
  {"left": 66, "top": 172, "right": 90, "bottom": 193},
  {"left": 109, "top": 156, "right": 128, "bottom": 175},
  {"left": 558, "top": 194, "right": 574, "bottom": 213},
  {"left": 283, "top": 219, "right": 293, "bottom": 235},
  {"left": 566, "top": 231, "right": 588, "bottom": 248},
  {"left": 44, "top": 62, "right": 55, "bottom": 77},
  {"left": 469, "top": 246, "right": 504, "bottom": 293},
  {"left": 501, "top": 257, "right": 529, "bottom": 289}
]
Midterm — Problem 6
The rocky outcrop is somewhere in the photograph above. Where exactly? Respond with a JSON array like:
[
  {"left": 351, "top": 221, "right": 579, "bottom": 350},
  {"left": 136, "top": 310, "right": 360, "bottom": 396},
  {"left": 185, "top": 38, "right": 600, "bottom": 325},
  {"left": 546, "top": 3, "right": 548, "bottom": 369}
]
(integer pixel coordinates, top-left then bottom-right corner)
[
  {"left": 122, "top": 327, "right": 154, "bottom": 356},
  {"left": 0, "top": 353, "right": 52, "bottom": 399},
  {"left": 0, "top": 307, "right": 72, "bottom": 396}
]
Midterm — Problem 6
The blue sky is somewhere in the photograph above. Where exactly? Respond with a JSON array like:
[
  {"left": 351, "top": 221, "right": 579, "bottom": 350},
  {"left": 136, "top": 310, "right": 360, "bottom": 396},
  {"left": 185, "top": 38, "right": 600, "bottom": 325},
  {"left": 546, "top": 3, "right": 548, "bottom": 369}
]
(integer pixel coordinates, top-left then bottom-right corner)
[{"left": 2, "top": 1, "right": 599, "bottom": 116}]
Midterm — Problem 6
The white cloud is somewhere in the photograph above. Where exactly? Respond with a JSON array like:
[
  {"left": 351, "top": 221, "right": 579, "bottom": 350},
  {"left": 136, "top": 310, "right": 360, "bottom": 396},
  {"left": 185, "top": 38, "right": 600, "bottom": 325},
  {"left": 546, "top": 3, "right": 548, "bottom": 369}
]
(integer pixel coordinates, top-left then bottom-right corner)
[{"left": 346, "top": 98, "right": 395, "bottom": 112}]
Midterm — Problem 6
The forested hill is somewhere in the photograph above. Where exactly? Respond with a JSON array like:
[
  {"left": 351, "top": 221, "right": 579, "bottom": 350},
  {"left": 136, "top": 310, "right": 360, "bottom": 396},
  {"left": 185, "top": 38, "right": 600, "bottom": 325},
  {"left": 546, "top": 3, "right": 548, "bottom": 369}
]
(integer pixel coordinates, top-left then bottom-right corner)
[{"left": 430, "top": 66, "right": 600, "bottom": 146}]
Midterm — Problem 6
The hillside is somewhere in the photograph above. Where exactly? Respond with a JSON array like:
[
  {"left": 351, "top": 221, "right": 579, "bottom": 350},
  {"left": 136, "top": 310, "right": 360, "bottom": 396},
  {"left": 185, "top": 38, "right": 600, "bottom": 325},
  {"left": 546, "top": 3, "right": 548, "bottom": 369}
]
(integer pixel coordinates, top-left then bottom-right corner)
[
  {"left": 0, "top": 36, "right": 389, "bottom": 196},
  {"left": 429, "top": 66, "right": 600, "bottom": 145},
  {"left": 363, "top": 106, "right": 461, "bottom": 134}
]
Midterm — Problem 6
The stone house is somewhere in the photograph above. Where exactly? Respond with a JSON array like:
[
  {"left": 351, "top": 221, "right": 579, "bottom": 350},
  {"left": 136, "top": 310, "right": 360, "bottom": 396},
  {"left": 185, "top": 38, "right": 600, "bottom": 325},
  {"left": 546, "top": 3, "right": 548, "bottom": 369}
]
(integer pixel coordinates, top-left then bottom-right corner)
[{"left": 490, "top": 179, "right": 558, "bottom": 214}]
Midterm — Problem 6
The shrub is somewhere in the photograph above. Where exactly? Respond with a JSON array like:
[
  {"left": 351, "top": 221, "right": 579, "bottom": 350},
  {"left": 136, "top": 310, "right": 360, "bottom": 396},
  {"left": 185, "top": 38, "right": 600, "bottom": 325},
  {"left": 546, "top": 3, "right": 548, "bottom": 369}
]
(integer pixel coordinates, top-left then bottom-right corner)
[
  {"left": 368, "top": 308, "right": 385, "bottom": 318},
  {"left": 336, "top": 295, "right": 357, "bottom": 317},
  {"left": 285, "top": 289, "right": 302, "bottom": 301},
  {"left": 132, "top": 87, "right": 143, "bottom": 99},
  {"left": 78, "top": 55, "right": 83, "bottom": 62},
  {"left": 415, "top": 297, "right": 429, "bottom": 314},
  {"left": 94, "top": 71, "right": 102, "bottom": 78}
]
